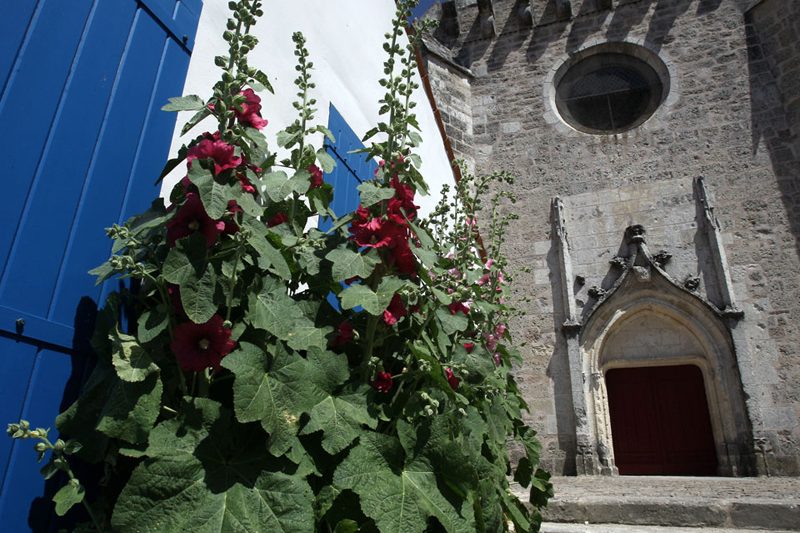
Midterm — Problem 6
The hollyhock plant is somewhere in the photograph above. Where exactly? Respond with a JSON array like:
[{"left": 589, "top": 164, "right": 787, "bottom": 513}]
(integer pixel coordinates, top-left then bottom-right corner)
[
  {"left": 171, "top": 315, "right": 236, "bottom": 372},
  {"left": 8, "top": 3, "right": 550, "bottom": 532}
]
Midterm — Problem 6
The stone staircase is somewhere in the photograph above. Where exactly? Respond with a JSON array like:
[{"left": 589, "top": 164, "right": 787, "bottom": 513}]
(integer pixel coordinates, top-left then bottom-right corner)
[{"left": 515, "top": 476, "right": 800, "bottom": 532}]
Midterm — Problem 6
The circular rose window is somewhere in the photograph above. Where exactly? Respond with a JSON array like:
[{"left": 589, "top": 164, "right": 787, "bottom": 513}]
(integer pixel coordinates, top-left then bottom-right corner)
[{"left": 555, "top": 45, "right": 668, "bottom": 134}]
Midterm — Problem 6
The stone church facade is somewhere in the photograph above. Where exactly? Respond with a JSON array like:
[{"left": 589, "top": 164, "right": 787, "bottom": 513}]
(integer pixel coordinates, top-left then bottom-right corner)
[{"left": 418, "top": 0, "right": 800, "bottom": 476}]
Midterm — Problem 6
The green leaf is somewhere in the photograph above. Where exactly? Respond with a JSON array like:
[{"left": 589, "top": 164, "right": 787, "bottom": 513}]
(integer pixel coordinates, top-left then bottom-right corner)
[
  {"left": 263, "top": 170, "right": 309, "bottom": 202},
  {"left": 276, "top": 131, "right": 298, "bottom": 149},
  {"left": 111, "top": 329, "right": 159, "bottom": 383},
  {"left": 181, "top": 267, "right": 217, "bottom": 324},
  {"left": 408, "top": 219, "right": 435, "bottom": 249},
  {"left": 300, "top": 387, "right": 376, "bottom": 455},
  {"left": 222, "top": 344, "right": 344, "bottom": 457},
  {"left": 137, "top": 305, "right": 169, "bottom": 343},
  {"left": 251, "top": 69, "right": 274, "bottom": 94},
  {"left": 316, "top": 149, "right": 336, "bottom": 173},
  {"left": 357, "top": 181, "right": 396, "bottom": 207},
  {"left": 191, "top": 165, "right": 233, "bottom": 219},
  {"left": 57, "top": 360, "right": 162, "bottom": 452},
  {"left": 158, "top": 146, "right": 189, "bottom": 183},
  {"left": 162, "top": 94, "right": 205, "bottom": 112},
  {"left": 325, "top": 246, "right": 380, "bottom": 282},
  {"left": 435, "top": 308, "right": 468, "bottom": 335},
  {"left": 233, "top": 187, "right": 263, "bottom": 217},
  {"left": 251, "top": 282, "right": 329, "bottom": 350},
  {"left": 339, "top": 277, "right": 405, "bottom": 315},
  {"left": 334, "top": 434, "right": 475, "bottom": 533},
  {"left": 333, "top": 520, "right": 359, "bottom": 533},
  {"left": 243, "top": 219, "right": 291, "bottom": 280},
  {"left": 113, "top": 399, "right": 313, "bottom": 533},
  {"left": 180, "top": 106, "right": 212, "bottom": 136},
  {"left": 53, "top": 481, "right": 84, "bottom": 516},
  {"left": 89, "top": 261, "right": 115, "bottom": 286},
  {"left": 316, "top": 126, "right": 336, "bottom": 143},
  {"left": 162, "top": 234, "right": 207, "bottom": 285}
]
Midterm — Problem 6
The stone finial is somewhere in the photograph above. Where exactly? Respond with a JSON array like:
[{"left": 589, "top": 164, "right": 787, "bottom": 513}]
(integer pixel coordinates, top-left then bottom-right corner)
[{"left": 625, "top": 224, "right": 647, "bottom": 244}]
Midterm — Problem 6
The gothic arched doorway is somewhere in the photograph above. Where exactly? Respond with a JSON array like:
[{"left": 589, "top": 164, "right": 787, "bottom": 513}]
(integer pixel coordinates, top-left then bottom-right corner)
[{"left": 606, "top": 364, "right": 717, "bottom": 475}]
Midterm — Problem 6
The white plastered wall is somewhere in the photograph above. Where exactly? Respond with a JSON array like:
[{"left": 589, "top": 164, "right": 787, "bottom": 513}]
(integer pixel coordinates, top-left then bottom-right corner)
[{"left": 162, "top": 0, "right": 454, "bottom": 216}]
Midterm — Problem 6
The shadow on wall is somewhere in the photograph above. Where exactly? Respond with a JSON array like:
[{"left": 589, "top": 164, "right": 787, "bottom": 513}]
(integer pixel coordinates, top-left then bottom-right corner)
[
  {"left": 545, "top": 232, "right": 577, "bottom": 475},
  {"left": 745, "top": 2, "right": 800, "bottom": 254},
  {"left": 461, "top": 0, "right": 729, "bottom": 74},
  {"left": 25, "top": 297, "right": 99, "bottom": 532}
]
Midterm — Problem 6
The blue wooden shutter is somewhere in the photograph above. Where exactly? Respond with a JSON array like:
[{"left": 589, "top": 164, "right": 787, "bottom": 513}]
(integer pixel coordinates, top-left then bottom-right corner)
[
  {"left": 321, "top": 104, "right": 379, "bottom": 225},
  {"left": 0, "top": 1, "right": 202, "bottom": 530}
]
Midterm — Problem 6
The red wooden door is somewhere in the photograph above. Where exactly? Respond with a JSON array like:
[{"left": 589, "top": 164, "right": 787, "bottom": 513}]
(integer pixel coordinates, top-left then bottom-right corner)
[{"left": 606, "top": 365, "right": 718, "bottom": 475}]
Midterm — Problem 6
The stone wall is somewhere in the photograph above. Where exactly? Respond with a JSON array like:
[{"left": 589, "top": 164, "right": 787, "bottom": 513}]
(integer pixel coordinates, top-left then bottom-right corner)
[{"left": 421, "top": 0, "right": 800, "bottom": 475}]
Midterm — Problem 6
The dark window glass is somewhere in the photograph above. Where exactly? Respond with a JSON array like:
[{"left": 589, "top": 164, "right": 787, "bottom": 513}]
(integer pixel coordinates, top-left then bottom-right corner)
[{"left": 556, "top": 53, "right": 664, "bottom": 134}]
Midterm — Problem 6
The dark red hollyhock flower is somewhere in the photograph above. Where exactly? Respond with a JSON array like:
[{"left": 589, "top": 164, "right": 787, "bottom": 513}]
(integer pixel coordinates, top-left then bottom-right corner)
[
  {"left": 463, "top": 342, "right": 475, "bottom": 353},
  {"left": 171, "top": 315, "right": 236, "bottom": 372},
  {"left": 388, "top": 241, "right": 417, "bottom": 275},
  {"left": 239, "top": 175, "right": 257, "bottom": 194},
  {"left": 448, "top": 301, "right": 470, "bottom": 316},
  {"left": 331, "top": 320, "right": 354, "bottom": 348},
  {"left": 222, "top": 200, "right": 242, "bottom": 235},
  {"left": 235, "top": 88, "right": 268, "bottom": 130},
  {"left": 386, "top": 176, "right": 418, "bottom": 224},
  {"left": 383, "top": 294, "right": 407, "bottom": 326},
  {"left": 372, "top": 371, "right": 393, "bottom": 394},
  {"left": 308, "top": 164, "right": 324, "bottom": 189},
  {"left": 166, "top": 192, "right": 224, "bottom": 247},
  {"left": 444, "top": 367, "right": 460, "bottom": 390},
  {"left": 351, "top": 208, "right": 408, "bottom": 250},
  {"left": 267, "top": 212, "right": 288, "bottom": 227},
  {"left": 187, "top": 133, "right": 242, "bottom": 175}
]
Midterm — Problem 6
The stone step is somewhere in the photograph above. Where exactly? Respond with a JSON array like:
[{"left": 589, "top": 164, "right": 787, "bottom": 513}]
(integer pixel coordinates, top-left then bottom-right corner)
[
  {"left": 541, "top": 523, "right": 797, "bottom": 533},
  {"left": 515, "top": 476, "right": 800, "bottom": 531}
]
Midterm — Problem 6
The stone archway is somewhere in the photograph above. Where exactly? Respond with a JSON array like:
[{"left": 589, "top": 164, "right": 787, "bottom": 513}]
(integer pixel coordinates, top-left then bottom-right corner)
[
  {"left": 598, "top": 309, "right": 724, "bottom": 475},
  {"left": 580, "top": 268, "right": 752, "bottom": 476}
]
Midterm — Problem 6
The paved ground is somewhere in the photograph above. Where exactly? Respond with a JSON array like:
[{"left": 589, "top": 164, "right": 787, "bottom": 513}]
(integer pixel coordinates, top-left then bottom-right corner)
[
  {"left": 541, "top": 524, "right": 796, "bottom": 533},
  {"left": 513, "top": 476, "right": 800, "bottom": 531}
]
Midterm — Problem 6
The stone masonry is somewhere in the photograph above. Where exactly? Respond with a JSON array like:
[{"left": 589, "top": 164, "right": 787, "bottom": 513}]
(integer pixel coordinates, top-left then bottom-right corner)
[{"left": 420, "top": 0, "right": 800, "bottom": 476}]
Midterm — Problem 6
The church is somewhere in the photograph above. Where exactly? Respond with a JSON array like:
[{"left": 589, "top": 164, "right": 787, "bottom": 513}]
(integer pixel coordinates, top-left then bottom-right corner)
[{"left": 417, "top": 0, "right": 800, "bottom": 478}]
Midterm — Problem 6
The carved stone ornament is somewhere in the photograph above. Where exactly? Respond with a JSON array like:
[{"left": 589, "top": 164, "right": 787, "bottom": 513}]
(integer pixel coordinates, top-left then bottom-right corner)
[
  {"left": 684, "top": 275, "right": 701, "bottom": 292},
  {"left": 653, "top": 249, "right": 672, "bottom": 267},
  {"left": 609, "top": 256, "right": 628, "bottom": 269},
  {"left": 588, "top": 286, "right": 607, "bottom": 300}
]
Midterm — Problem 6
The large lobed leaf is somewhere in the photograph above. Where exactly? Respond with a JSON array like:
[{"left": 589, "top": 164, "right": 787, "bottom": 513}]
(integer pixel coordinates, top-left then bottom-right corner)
[
  {"left": 113, "top": 399, "right": 313, "bottom": 533},
  {"left": 251, "top": 280, "right": 330, "bottom": 350},
  {"left": 222, "top": 343, "right": 368, "bottom": 458},
  {"left": 334, "top": 433, "right": 475, "bottom": 533}
]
